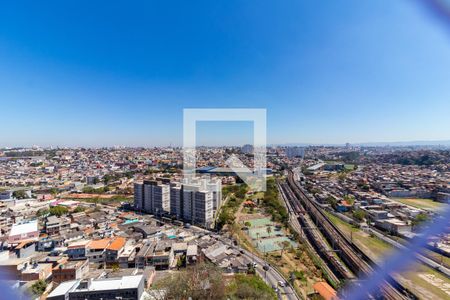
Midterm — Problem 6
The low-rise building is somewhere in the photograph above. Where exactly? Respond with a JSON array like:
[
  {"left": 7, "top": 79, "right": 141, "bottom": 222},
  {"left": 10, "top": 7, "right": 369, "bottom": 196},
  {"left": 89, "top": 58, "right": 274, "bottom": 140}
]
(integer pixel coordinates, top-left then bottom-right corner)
[
  {"left": 47, "top": 274, "right": 145, "bottom": 300},
  {"left": 86, "top": 238, "right": 111, "bottom": 263},
  {"left": 52, "top": 259, "right": 89, "bottom": 284},
  {"left": 8, "top": 220, "right": 39, "bottom": 245},
  {"left": 105, "top": 237, "right": 126, "bottom": 264},
  {"left": 21, "top": 262, "right": 53, "bottom": 281},
  {"left": 66, "top": 240, "right": 90, "bottom": 260}
]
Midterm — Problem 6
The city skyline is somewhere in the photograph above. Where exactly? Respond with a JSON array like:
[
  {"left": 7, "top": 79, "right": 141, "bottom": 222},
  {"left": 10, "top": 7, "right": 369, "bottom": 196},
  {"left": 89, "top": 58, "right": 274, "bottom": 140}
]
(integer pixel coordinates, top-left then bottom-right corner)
[{"left": 2, "top": 1, "right": 450, "bottom": 146}]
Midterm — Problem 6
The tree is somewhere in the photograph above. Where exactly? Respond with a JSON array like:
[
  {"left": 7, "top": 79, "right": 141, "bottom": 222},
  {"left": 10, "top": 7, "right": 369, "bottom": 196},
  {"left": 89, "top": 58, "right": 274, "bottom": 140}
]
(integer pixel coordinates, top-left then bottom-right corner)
[
  {"left": 177, "top": 255, "right": 186, "bottom": 269},
  {"left": 353, "top": 209, "right": 366, "bottom": 222},
  {"left": 326, "top": 196, "right": 337, "bottom": 209},
  {"left": 343, "top": 195, "right": 355, "bottom": 205},
  {"left": 111, "top": 263, "right": 120, "bottom": 272},
  {"left": 73, "top": 206, "right": 86, "bottom": 213},
  {"left": 37, "top": 208, "right": 50, "bottom": 217},
  {"left": 49, "top": 188, "right": 59, "bottom": 196},
  {"left": 30, "top": 279, "right": 47, "bottom": 296},
  {"left": 412, "top": 213, "right": 429, "bottom": 229},
  {"left": 338, "top": 173, "right": 347, "bottom": 182},
  {"left": 280, "top": 241, "right": 291, "bottom": 258},
  {"left": 49, "top": 205, "right": 69, "bottom": 217},
  {"left": 154, "top": 262, "right": 225, "bottom": 300},
  {"left": 246, "top": 263, "right": 256, "bottom": 274},
  {"left": 266, "top": 226, "right": 272, "bottom": 237},
  {"left": 230, "top": 274, "right": 277, "bottom": 300},
  {"left": 13, "top": 190, "right": 28, "bottom": 199}
]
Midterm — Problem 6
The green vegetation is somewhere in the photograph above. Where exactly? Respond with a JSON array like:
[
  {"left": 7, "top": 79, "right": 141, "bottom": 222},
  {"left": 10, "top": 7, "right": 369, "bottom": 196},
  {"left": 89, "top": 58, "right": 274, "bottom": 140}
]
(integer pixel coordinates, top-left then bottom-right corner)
[
  {"left": 48, "top": 187, "right": 59, "bottom": 195},
  {"left": 398, "top": 263, "right": 450, "bottom": 300},
  {"left": 154, "top": 263, "right": 226, "bottom": 300},
  {"left": 396, "top": 154, "right": 438, "bottom": 166},
  {"left": 73, "top": 206, "right": 86, "bottom": 213},
  {"left": 393, "top": 198, "right": 446, "bottom": 211},
  {"left": 217, "top": 184, "right": 248, "bottom": 230},
  {"left": 30, "top": 279, "right": 47, "bottom": 296},
  {"left": 12, "top": 190, "right": 28, "bottom": 199},
  {"left": 339, "top": 151, "right": 360, "bottom": 163},
  {"left": 324, "top": 211, "right": 392, "bottom": 261},
  {"left": 82, "top": 186, "right": 110, "bottom": 194},
  {"left": 36, "top": 208, "right": 50, "bottom": 217},
  {"left": 222, "top": 184, "right": 248, "bottom": 199},
  {"left": 261, "top": 179, "right": 288, "bottom": 225},
  {"left": 292, "top": 270, "right": 307, "bottom": 282},
  {"left": 326, "top": 207, "right": 450, "bottom": 299},
  {"left": 49, "top": 205, "right": 69, "bottom": 217},
  {"left": 103, "top": 171, "right": 136, "bottom": 184},
  {"left": 412, "top": 213, "right": 430, "bottom": 229},
  {"left": 227, "top": 274, "right": 277, "bottom": 300},
  {"left": 326, "top": 196, "right": 338, "bottom": 209},
  {"left": 352, "top": 209, "right": 366, "bottom": 222},
  {"left": 344, "top": 164, "right": 356, "bottom": 170},
  {"left": 343, "top": 194, "right": 355, "bottom": 205}
]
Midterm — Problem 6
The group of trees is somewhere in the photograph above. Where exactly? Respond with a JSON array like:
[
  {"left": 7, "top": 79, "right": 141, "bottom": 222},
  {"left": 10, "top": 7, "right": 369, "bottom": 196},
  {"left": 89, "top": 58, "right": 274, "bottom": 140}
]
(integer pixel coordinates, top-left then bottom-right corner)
[
  {"left": 82, "top": 186, "right": 110, "bottom": 194},
  {"left": 30, "top": 279, "right": 47, "bottom": 296},
  {"left": 216, "top": 184, "right": 249, "bottom": 230},
  {"left": 396, "top": 154, "right": 438, "bottom": 166},
  {"left": 412, "top": 212, "right": 430, "bottom": 228},
  {"left": 154, "top": 263, "right": 276, "bottom": 300},
  {"left": 12, "top": 190, "right": 28, "bottom": 199},
  {"left": 222, "top": 184, "right": 248, "bottom": 199},
  {"left": 261, "top": 179, "right": 288, "bottom": 225},
  {"left": 155, "top": 263, "right": 226, "bottom": 300},
  {"left": 352, "top": 209, "right": 366, "bottom": 222},
  {"left": 227, "top": 274, "right": 277, "bottom": 300},
  {"left": 37, "top": 205, "right": 70, "bottom": 217}
]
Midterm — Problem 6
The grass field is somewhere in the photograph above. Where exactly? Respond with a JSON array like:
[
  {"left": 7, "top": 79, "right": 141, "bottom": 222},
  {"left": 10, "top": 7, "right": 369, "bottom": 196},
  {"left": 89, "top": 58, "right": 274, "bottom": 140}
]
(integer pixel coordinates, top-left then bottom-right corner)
[
  {"left": 392, "top": 198, "right": 447, "bottom": 211},
  {"left": 324, "top": 211, "right": 392, "bottom": 262},
  {"left": 344, "top": 164, "right": 355, "bottom": 170},
  {"left": 396, "top": 263, "right": 450, "bottom": 300},
  {"left": 324, "top": 211, "right": 450, "bottom": 299}
]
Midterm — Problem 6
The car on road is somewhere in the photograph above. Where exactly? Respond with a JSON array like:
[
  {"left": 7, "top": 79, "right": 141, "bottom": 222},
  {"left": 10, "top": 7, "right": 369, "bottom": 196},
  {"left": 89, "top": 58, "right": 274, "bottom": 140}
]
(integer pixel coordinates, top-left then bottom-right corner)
[{"left": 278, "top": 280, "right": 286, "bottom": 287}]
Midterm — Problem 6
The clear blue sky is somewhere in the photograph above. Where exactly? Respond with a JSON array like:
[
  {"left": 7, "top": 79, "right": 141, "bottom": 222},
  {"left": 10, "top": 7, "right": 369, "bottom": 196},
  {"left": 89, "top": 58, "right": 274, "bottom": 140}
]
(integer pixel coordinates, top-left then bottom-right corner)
[{"left": 1, "top": 0, "right": 450, "bottom": 147}]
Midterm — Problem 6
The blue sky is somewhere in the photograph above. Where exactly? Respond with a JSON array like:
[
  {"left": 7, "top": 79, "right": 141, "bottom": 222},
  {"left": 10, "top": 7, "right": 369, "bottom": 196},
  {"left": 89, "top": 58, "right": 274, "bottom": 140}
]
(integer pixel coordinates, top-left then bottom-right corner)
[{"left": 1, "top": 0, "right": 450, "bottom": 147}]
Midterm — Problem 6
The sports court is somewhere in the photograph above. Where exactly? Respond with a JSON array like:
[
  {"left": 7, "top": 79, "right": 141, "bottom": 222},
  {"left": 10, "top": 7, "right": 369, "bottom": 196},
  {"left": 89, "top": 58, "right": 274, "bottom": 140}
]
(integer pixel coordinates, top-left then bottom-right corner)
[
  {"left": 247, "top": 217, "right": 273, "bottom": 228},
  {"left": 255, "top": 236, "right": 297, "bottom": 253},
  {"left": 244, "top": 217, "right": 297, "bottom": 252}
]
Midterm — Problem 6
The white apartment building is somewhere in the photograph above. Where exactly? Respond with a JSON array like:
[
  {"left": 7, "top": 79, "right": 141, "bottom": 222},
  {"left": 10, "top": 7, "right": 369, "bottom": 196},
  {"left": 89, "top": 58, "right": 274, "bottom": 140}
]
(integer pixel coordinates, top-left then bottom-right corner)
[
  {"left": 134, "top": 177, "right": 220, "bottom": 228},
  {"left": 134, "top": 180, "right": 170, "bottom": 215},
  {"left": 193, "top": 190, "right": 214, "bottom": 228},
  {"left": 133, "top": 182, "right": 144, "bottom": 211},
  {"left": 170, "top": 183, "right": 183, "bottom": 219},
  {"left": 143, "top": 180, "right": 170, "bottom": 215}
]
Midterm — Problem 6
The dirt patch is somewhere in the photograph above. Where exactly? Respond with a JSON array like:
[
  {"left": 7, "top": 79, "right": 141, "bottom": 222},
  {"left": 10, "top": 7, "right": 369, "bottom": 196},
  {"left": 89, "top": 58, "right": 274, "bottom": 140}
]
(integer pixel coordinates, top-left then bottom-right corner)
[{"left": 418, "top": 273, "right": 450, "bottom": 297}]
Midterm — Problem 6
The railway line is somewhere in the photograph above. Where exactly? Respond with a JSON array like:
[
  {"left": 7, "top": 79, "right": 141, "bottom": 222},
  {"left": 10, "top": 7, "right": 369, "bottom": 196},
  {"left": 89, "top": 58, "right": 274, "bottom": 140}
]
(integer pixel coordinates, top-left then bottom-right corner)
[
  {"left": 286, "top": 170, "right": 417, "bottom": 300},
  {"left": 279, "top": 181, "right": 353, "bottom": 283}
]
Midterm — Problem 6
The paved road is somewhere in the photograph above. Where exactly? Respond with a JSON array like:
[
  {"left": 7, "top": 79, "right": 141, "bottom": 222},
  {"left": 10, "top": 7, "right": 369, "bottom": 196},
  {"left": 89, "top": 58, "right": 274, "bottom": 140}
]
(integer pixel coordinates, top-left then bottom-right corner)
[{"left": 219, "top": 237, "right": 300, "bottom": 300}]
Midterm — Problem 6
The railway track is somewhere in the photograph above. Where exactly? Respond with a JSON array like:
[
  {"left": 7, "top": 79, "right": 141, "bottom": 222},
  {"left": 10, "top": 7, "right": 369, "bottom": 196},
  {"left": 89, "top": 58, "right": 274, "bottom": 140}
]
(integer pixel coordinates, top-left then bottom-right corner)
[
  {"left": 279, "top": 181, "right": 353, "bottom": 282},
  {"left": 286, "top": 170, "right": 417, "bottom": 300}
]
